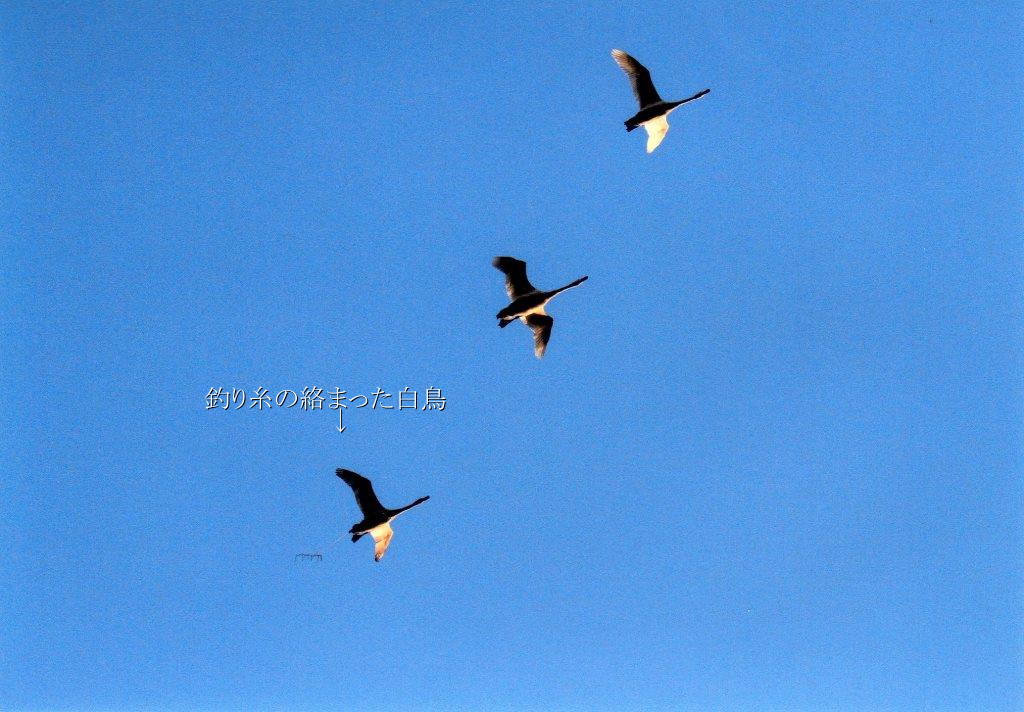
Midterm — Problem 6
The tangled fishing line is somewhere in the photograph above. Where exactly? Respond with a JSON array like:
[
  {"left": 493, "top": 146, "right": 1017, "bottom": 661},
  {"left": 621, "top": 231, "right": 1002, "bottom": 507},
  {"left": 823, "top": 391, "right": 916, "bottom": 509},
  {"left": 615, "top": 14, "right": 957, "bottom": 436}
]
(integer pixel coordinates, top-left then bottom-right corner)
[{"left": 294, "top": 533, "right": 344, "bottom": 562}]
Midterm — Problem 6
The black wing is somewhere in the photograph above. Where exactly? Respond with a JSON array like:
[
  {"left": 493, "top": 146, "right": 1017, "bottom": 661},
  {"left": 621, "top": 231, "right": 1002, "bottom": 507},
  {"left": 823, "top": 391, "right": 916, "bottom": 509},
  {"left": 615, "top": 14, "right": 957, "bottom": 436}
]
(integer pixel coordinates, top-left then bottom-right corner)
[
  {"left": 525, "top": 313, "right": 553, "bottom": 359},
  {"left": 493, "top": 256, "right": 537, "bottom": 300},
  {"left": 611, "top": 49, "right": 662, "bottom": 108},
  {"left": 336, "top": 468, "right": 385, "bottom": 517}
]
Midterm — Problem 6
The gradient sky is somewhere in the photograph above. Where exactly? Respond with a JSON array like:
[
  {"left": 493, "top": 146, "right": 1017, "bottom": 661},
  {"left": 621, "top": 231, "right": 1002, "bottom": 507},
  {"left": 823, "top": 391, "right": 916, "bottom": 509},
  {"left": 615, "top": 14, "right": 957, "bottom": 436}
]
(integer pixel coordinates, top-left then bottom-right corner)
[{"left": 3, "top": 2, "right": 1023, "bottom": 710}]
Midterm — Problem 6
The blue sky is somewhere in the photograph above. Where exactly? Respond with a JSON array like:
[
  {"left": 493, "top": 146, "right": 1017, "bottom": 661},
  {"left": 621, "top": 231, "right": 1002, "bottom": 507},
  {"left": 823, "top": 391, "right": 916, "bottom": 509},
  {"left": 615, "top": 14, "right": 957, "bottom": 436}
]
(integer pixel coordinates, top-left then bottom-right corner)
[{"left": 2, "top": 2, "right": 1022, "bottom": 710}]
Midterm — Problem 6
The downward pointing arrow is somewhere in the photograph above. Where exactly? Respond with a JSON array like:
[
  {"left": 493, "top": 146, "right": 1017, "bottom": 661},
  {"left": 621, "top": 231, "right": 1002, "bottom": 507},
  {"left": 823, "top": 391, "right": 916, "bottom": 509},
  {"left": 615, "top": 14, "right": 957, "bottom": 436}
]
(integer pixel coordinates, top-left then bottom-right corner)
[{"left": 337, "top": 409, "right": 346, "bottom": 433}]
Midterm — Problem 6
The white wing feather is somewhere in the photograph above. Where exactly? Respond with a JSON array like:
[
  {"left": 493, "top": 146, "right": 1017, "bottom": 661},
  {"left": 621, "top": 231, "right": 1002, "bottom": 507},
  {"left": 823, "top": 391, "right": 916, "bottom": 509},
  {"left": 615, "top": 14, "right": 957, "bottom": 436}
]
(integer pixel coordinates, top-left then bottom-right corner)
[
  {"left": 643, "top": 115, "right": 670, "bottom": 153},
  {"left": 369, "top": 523, "right": 393, "bottom": 562}
]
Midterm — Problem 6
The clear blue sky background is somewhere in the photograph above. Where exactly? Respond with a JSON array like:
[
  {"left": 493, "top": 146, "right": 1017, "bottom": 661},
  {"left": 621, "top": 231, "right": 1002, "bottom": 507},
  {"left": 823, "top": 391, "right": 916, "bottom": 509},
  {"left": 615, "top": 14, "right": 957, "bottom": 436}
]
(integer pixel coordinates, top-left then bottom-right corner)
[{"left": 3, "top": 2, "right": 1022, "bottom": 710}]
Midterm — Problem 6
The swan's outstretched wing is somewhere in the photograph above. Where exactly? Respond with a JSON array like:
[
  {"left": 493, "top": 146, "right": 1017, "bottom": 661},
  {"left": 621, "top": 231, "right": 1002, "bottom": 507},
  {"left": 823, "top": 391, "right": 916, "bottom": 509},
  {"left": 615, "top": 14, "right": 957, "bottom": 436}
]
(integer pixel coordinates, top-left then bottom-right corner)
[
  {"left": 525, "top": 313, "right": 553, "bottom": 359},
  {"left": 336, "top": 468, "right": 385, "bottom": 518},
  {"left": 643, "top": 115, "right": 670, "bottom": 153},
  {"left": 612, "top": 49, "right": 662, "bottom": 108},
  {"left": 369, "top": 523, "right": 394, "bottom": 562},
  {"left": 493, "top": 256, "right": 537, "bottom": 300}
]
